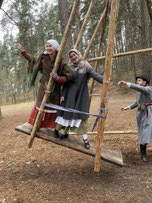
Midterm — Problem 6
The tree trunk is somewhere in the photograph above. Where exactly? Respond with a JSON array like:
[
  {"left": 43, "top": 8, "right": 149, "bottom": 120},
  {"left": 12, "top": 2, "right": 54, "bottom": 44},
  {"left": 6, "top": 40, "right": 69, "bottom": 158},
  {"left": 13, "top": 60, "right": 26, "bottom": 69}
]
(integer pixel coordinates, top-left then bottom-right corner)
[
  {"left": 58, "top": 0, "right": 72, "bottom": 62},
  {"left": 0, "top": 107, "right": 3, "bottom": 120},
  {"left": 126, "top": 0, "right": 136, "bottom": 78},
  {"left": 139, "top": 0, "right": 152, "bottom": 81},
  {"left": 145, "top": 0, "right": 152, "bottom": 24},
  {"left": 0, "top": 0, "right": 4, "bottom": 9},
  {"left": 74, "top": 8, "right": 83, "bottom": 53}
]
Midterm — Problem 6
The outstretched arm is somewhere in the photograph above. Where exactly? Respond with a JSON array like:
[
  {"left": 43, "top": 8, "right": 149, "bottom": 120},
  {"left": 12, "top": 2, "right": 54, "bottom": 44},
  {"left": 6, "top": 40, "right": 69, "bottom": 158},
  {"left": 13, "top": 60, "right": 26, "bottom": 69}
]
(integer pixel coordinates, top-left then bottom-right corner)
[
  {"left": 118, "top": 80, "right": 151, "bottom": 95},
  {"left": 16, "top": 43, "right": 35, "bottom": 62},
  {"left": 88, "top": 68, "right": 110, "bottom": 85},
  {"left": 128, "top": 101, "right": 138, "bottom": 109},
  {"left": 121, "top": 101, "right": 137, "bottom": 111},
  {"left": 128, "top": 83, "right": 151, "bottom": 95}
]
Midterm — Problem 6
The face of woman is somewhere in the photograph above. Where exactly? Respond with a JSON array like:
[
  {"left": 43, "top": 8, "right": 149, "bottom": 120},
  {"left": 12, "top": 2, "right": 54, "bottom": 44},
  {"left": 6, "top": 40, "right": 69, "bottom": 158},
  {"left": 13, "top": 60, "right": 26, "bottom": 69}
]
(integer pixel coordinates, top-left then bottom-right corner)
[
  {"left": 45, "top": 42, "right": 56, "bottom": 56},
  {"left": 69, "top": 52, "right": 79, "bottom": 63}
]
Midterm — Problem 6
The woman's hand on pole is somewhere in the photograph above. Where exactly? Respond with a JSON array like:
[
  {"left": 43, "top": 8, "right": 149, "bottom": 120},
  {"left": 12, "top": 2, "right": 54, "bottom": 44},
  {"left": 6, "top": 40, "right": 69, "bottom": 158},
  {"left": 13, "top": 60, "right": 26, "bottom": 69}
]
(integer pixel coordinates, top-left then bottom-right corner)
[
  {"left": 104, "top": 80, "right": 110, "bottom": 86},
  {"left": 50, "top": 71, "right": 59, "bottom": 81}
]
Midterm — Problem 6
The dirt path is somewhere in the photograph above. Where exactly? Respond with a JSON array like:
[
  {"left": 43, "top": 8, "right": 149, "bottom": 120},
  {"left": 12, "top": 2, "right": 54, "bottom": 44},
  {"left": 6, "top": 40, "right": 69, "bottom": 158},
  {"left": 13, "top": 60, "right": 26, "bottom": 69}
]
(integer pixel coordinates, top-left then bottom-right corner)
[{"left": 0, "top": 89, "right": 152, "bottom": 203}]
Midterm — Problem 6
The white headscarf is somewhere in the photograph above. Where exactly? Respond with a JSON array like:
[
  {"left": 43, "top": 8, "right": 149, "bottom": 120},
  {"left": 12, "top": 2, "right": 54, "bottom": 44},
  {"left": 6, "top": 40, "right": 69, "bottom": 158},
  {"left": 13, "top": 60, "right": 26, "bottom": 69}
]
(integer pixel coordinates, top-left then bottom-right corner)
[{"left": 47, "top": 39, "right": 60, "bottom": 51}]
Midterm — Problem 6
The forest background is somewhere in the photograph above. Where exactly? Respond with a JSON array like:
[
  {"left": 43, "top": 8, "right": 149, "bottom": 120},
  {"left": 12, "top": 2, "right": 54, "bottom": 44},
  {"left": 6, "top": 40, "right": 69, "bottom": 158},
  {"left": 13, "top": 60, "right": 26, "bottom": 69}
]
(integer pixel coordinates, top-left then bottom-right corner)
[{"left": 0, "top": 0, "right": 152, "bottom": 106}]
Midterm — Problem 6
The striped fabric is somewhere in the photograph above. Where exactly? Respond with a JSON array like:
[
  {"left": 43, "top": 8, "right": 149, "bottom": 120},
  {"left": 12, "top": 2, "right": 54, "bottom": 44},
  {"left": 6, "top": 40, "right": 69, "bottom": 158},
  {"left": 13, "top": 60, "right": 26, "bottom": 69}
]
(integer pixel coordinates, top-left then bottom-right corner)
[{"left": 28, "top": 105, "right": 57, "bottom": 129}]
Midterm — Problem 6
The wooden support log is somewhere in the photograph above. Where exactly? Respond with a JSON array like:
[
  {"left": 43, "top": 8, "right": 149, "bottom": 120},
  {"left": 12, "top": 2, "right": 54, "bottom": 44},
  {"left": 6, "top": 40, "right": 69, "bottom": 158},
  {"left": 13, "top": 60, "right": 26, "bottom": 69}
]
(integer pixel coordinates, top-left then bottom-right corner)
[
  {"left": 28, "top": 0, "right": 80, "bottom": 148},
  {"left": 87, "top": 47, "right": 152, "bottom": 62},
  {"left": 74, "top": 0, "right": 95, "bottom": 49},
  {"left": 82, "top": 1, "right": 110, "bottom": 60},
  {"left": 89, "top": 0, "right": 110, "bottom": 106},
  {"left": 69, "top": 131, "right": 137, "bottom": 135},
  {"left": 94, "top": 0, "right": 120, "bottom": 172}
]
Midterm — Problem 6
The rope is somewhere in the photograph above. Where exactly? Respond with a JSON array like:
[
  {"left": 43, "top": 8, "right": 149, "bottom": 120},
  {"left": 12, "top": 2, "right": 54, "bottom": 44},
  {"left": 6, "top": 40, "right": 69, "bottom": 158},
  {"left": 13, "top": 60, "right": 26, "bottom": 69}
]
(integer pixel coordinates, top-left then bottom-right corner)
[{"left": 42, "top": 103, "right": 106, "bottom": 119}]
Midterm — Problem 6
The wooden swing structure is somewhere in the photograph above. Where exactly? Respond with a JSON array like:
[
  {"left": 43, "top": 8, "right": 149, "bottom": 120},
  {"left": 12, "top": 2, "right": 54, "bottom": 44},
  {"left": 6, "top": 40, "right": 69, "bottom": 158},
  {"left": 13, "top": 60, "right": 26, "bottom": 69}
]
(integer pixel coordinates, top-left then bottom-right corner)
[{"left": 15, "top": 0, "right": 152, "bottom": 172}]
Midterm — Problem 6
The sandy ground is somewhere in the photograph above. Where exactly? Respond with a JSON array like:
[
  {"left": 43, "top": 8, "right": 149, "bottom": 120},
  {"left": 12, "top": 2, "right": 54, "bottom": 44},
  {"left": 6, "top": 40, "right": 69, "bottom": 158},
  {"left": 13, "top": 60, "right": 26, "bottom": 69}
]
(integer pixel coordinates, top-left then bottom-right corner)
[{"left": 1, "top": 88, "right": 152, "bottom": 203}]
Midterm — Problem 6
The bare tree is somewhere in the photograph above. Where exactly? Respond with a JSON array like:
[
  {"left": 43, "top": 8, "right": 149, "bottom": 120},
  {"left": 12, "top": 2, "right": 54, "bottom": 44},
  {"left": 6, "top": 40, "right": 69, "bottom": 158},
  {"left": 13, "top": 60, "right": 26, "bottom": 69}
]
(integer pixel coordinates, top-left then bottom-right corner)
[
  {"left": 0, "top": 0, "right": 4, "bottom": 9},
  {"left": 139, "top": 0, "right": 152, "bottom": 81},
  {"left": 58, "top": 0, "right": 72, "bottom": 62},
  {"left": 0, "top": 106, "right": 3, "bottom": 120},
  {"left": 0, "top": 0, "right": 4, "bottom": 119}
]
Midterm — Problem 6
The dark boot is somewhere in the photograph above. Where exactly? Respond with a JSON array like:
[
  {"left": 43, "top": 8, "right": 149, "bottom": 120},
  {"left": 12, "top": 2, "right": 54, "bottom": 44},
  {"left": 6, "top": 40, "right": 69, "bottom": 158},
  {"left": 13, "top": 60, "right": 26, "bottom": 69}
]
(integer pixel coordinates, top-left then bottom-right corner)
[
  {"left": 59, "top": 133, "right": 69, "bottom": 139},
  {"left": 83, "top": 139, "right": 90, "bottom": 150},
  {"left": 140, "top": 144, "right": 148, "bottom": 162},
  {"left": 53, "top": 129, "right": 59, "bottom": 138}
]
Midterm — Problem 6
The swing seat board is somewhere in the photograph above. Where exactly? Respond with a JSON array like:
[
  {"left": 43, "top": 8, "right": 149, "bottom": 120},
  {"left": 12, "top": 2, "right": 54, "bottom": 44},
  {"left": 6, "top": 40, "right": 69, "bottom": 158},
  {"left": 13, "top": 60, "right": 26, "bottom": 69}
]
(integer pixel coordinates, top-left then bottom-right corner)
[{"left": 15, "top": 122, "right": 123, "bottom": 167}]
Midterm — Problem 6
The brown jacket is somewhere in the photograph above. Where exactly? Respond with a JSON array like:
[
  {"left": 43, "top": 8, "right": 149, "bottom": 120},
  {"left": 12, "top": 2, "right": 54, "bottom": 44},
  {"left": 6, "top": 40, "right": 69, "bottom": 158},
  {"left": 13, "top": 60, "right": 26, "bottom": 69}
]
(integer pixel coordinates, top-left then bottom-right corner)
[{"left": 22, "top": 51, "right": 72, "bottom": 107}]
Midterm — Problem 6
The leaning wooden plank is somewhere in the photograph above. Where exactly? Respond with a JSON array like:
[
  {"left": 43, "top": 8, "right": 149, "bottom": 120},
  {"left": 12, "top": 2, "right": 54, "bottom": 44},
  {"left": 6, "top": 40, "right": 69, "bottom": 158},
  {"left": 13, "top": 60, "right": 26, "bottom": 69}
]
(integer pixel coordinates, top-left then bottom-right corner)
[{"left": 15, "top": 123, "right": 123, "bottom": 167}]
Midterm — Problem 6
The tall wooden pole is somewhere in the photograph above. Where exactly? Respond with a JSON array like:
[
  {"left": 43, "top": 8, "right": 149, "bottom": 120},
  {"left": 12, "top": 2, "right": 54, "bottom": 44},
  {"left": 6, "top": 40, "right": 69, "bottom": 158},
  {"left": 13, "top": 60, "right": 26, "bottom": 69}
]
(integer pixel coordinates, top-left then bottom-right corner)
[
  {"left": 94, "top": 0, "right": 120, "bottom": 172},
  {"left": 89, "top": 1, "right": 110, "bottom": 106},
  {"left": 28, "top": 0, "right": 80, "bottom": 148},
  {"left": 74, "top": 0, "right": 95, "bottom": 49},
  {"left": 82, "top": 1, "right": 110, "bottom": 60}
]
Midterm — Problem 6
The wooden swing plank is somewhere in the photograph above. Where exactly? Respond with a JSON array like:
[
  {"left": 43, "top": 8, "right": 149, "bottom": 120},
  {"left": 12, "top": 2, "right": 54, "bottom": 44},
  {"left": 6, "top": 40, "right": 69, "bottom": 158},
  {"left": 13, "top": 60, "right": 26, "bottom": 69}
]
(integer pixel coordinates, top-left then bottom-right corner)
[{"left": 15, "top": 122, "right": 123, "bottom": 167}]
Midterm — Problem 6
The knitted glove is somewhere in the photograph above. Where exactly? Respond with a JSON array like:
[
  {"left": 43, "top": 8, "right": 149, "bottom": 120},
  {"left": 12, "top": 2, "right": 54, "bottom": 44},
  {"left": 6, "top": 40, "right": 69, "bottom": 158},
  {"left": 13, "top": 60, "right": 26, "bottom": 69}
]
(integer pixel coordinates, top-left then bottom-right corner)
[
  {"left": 50, "top": 71, "right": 59, "bottom": 81},
  {"left": 16, "top": 43, "right": 25, "bottom": 52}
]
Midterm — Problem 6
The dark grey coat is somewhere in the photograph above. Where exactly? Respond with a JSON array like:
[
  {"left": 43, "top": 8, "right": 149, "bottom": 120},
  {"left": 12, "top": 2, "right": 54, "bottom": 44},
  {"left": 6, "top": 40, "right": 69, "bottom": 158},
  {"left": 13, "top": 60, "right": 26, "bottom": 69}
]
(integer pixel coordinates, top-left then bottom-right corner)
[
  {"left": 58, "top": 68, "right": 103, "bottom": 120},
  {"left": 129, "top": 83, "right": 152, "bottom": 144}
]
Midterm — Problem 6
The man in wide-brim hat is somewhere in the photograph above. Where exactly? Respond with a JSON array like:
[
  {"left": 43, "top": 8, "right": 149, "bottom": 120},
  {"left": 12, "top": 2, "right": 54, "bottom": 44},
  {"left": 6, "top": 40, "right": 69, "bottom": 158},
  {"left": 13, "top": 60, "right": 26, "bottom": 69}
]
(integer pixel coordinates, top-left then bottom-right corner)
[{"left": 118, "top": 75, "right": 152, "bottom": 162}]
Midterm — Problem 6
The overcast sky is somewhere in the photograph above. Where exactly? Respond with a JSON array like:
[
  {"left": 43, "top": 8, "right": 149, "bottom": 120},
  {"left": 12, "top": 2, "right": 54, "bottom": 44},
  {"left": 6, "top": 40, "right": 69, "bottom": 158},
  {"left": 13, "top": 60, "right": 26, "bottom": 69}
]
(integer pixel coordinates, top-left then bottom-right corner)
[{"left": 0, "top": 0, "right": 57, "bottom": 40}]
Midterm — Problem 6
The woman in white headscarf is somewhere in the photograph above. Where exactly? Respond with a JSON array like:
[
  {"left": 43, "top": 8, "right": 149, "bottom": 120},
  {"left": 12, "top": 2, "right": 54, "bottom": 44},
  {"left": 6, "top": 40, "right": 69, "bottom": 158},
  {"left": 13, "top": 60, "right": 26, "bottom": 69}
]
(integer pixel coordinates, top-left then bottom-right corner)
[
  {"left": 52, "top": 49, "right": 109, "bottom": 149},
  {"left": 16, "top": 40, "right": 72, "bottom": 130}
]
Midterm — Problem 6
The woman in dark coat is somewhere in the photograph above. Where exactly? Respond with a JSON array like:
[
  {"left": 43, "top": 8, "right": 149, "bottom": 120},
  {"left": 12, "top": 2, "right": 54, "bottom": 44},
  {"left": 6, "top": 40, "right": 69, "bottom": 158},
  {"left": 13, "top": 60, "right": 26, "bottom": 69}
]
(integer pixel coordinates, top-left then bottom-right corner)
[
  {"left": 52, "top": 49, "right": 109, "bottom": 149},
  {"left": 16, "top": 40, "right": 72, "bottom": 129}
]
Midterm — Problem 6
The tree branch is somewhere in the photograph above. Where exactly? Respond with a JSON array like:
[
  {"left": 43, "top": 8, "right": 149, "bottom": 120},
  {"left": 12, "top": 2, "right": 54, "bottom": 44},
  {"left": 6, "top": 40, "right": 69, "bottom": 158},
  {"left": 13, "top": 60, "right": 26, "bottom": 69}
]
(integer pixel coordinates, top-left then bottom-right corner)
[
  {"left": 0, "top": 8, "right": 18, "bottom": 26},
  {"left": 9, "top": 0, "right": 23, "bottom": 15}
]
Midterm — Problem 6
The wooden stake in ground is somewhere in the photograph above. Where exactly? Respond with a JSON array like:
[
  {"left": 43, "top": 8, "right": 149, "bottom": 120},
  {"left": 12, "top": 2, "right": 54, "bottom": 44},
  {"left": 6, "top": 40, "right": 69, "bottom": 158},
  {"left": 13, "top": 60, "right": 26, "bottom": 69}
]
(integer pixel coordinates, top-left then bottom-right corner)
[
  {"left": 28, "top": 0, "right": 80, "bottom": 148},
  {"left": 94, "top": 0, "right": 120, "bottom": 172}
]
